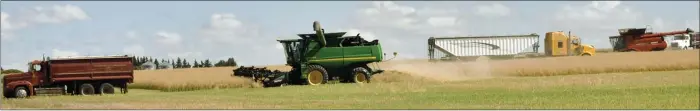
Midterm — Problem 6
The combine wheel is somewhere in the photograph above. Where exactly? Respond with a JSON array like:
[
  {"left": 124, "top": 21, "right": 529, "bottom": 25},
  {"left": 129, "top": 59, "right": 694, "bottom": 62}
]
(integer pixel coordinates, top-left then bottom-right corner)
[
  {"left": 79, "top": 83, "right": 95, "bottom": 95},
  {"left": 351, "top": 67, "right": 371, "bottom": 84},
  {"left": 582, "top": 53, "right": 591, "bottom": 56},
  {"left": 305, "top": 65, "right": 328, "bottom": 85},
  {"left": 99, "top": 83, "right": 115, "bottom": 95},
  {"left": 14, "top": 87, "right": 29, "bottom": 98}
]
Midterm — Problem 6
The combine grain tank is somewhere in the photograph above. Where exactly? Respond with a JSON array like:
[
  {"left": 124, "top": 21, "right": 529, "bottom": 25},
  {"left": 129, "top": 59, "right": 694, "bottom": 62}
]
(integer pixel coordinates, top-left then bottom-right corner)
[
  {"left": 3, "top": 55, "right": 134, "bottom": 98},
  {"left": 428, "top": 34, "right": 540, "bottom": 61}
]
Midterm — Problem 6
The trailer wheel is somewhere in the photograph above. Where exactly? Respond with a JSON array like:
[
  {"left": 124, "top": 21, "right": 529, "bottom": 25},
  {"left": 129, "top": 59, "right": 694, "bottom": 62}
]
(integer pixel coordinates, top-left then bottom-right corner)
[
  {"left": 79, "top": 83, "right": 95, "bottom": 95},
  {"left": 305, "top": 65, "right": 328, "bottom": 85},
  {"left": 351, "top": 67, "right": 371, "bottom": 84},
  {"left": 14, "top": 87, "right": 29, "bottom": 98},
  {"left": 99, "top": 83, "right": 115, "bottom": 95}
]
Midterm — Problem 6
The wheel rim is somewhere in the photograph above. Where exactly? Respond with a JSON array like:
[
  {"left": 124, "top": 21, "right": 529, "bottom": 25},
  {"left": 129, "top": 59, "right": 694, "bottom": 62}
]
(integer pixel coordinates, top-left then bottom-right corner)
[
  {"left": 307, "top": 70, "right": 323, "bottom": 85},
  {"left": 16, "top": 88, "right": 27, "bottom": 98},
  {"left": 354, "top": 72, "right": 367, "bottom": 83}
]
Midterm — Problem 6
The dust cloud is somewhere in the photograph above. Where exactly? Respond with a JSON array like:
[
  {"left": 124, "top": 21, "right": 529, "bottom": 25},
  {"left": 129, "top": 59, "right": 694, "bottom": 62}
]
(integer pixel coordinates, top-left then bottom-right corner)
[{"left": 380, "top": 56, "right": 496, "bottom": 82}]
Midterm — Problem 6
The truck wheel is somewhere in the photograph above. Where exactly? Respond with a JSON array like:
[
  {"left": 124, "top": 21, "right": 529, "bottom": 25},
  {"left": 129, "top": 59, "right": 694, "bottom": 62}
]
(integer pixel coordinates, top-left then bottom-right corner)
[
  {"left": 14, "top": 87, "right": 29, "bottom": 98},
  {"left": 79, "top": 83, "right": 95, "bottom": 95},
  {"left": 305, "top": 65, "right": 328, "bottom": 85},
  {"left": 99, "top": 83, "right": 115, "bottom": 95},
  {"left": 351, "top": 67, "right": 371, "bottom": 84}
]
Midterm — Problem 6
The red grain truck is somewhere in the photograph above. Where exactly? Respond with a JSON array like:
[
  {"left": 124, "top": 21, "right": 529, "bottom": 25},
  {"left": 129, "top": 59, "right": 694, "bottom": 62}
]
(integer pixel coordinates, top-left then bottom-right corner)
[{"left": 3, "top": 55, "right": 134, "bottom": 98}]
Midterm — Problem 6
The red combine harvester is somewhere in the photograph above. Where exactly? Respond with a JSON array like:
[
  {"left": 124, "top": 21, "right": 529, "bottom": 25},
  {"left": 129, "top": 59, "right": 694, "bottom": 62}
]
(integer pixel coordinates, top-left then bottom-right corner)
[{"left": 609, "top": 28, "right": 695, "bottom": 52}]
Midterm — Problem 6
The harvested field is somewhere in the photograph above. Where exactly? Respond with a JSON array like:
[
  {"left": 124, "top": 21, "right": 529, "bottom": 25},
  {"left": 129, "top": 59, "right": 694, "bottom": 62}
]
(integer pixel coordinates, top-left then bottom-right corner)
[
  {"left": 128, "top": 50, "right": 698, "bottom": 91},
  {"left": 376, "top": 50, "right": 699, "bottom": 81},
  {"left": 2, "top": 69, "right": 698, "bottom": 109}
]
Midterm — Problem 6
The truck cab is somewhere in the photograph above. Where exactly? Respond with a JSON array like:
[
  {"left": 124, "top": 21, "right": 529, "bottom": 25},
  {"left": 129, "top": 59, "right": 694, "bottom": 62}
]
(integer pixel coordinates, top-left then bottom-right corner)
[
  {"left": 545, "top": 31, "right": 596, "bottom": 56},
  {"left": 665, "top": 34, "right": 692, "bottom": 50}
]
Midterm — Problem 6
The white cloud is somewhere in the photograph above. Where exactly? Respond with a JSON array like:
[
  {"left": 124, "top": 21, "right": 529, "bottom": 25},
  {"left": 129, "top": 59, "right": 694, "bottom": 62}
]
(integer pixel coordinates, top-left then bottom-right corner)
[
  {"left": 354, "top": 1, "right": 467, "bottom": 35},
  {"left": 199, "top": 13, "right": 259, "bottom": 44},
  {"left": 652, "top": 18, "right": 665, "bottom": 31},
  {"left": 1, "top": 4, "right": 90, "bottom": 41},
  {"left": 155, "top": 31, "right": 182, "bottom": 45},
  {"left": 1, "top": 12, "right": 11, "bottom": 30},
  {"left": 167, "top": 52, "right": 203, "bottom": 59},
  {"left": 2, "top": 12, "right": 13, "bottom": 40},
  {"left": 51, "top": 49, "right": 80, "bottom": 57},
  {"left": 590, "top": 1, "right": 621, "bottom": 12},
  {"left": 475, "top": 3, "right": 511, "bottom": 17},
  {"left": 27, "top": 4, "right": 90, "bottom": 24},
  {"left": 123, "top": 44, "right": 145, "bottom": 56},
  {"left": 126, "top": 31, "right": 138, "bottom": 39},
  {"left": 553, "top": 1, "right": 643, "bottom": 31},
  {"left": 427, "top": 16, "right": 458, "bottom": 27}
]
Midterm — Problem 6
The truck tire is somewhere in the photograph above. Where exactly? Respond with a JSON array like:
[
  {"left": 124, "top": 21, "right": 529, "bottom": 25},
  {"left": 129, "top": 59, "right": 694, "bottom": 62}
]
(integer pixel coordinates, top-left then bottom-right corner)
[
  {"left": 305, "top": 65, "right": 328, "bottom": 85},
  {"left": 79, "top": 83, "right": 95, "bottom": 95},
  {"left": 14, "top": 87, "right": 29, "bottom": 98},
  {"left": 351, "top": 67, "right": 371, "bottom": 84},
  {"left": 99, "top": 83, "right": 115, "bottom": 95}
]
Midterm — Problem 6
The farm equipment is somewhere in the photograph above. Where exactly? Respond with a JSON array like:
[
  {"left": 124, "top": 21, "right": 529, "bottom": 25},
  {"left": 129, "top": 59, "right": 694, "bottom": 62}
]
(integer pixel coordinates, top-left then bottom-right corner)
[
  {"left": 543, "top": 31, "right": 596, "bottom": 56},
  {"left": 233, "top": 21, "right": 387, "bottom": 87},
  {"left": 609, "top": 28, "right": 695, "bottom": 52},
  {"left": 427, "top": 31, "right": 595, "bottom": 61},
  {"left": 3, "top": 55, "right": 134, "bottom": 98},
  {"left": 427, "top": 33, "right": 541, "bottom": 61}
]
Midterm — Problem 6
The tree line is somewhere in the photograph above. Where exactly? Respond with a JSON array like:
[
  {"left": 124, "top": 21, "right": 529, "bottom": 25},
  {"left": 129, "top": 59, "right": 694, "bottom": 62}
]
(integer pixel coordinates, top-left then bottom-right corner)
[{"left": 132, "top": 56, "right": 238, "bottom": 70}]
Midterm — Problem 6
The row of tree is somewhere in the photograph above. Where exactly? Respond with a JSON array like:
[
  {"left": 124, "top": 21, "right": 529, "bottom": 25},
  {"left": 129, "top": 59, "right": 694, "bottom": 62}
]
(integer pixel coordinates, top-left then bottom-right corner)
[{"left": 132, "top": 56, "right": 238, "bottom": 70}]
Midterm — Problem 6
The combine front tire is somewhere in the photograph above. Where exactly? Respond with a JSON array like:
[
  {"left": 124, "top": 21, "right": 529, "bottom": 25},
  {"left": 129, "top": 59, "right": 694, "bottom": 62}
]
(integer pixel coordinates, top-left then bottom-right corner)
[
  {"left": 351, "top": 67, "right": 371, "bottom": 83},
  {"left": 305, "top": 65, "right": 328, "bottom": 85}
]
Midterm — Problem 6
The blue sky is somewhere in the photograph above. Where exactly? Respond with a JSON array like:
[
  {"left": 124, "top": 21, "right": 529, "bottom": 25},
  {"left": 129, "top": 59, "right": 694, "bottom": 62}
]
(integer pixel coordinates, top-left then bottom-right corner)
[{"left": 1, "top": 1, "right": 698, "bottom": 70}]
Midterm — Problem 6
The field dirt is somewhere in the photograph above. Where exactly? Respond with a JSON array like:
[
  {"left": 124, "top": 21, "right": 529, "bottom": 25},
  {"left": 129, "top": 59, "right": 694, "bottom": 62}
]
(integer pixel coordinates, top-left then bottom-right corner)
[
  {"left": 373, "top": 49, "right": 699, "bottom": 81},
  {"left": 132, "top": 50, "right": 699, "bottom": 89}
]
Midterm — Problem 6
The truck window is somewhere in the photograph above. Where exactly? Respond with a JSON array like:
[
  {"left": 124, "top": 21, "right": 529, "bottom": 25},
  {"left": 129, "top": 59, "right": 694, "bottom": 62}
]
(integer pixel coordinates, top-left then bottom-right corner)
[{"left": 557, "top": 41, "right": 563, "bottom": 48}]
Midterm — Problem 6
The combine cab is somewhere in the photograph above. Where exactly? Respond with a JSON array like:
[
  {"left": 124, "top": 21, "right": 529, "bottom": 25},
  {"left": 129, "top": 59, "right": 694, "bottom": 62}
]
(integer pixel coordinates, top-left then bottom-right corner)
[{"left": 233, "top": 21, "right": 387, "bottom": 87}]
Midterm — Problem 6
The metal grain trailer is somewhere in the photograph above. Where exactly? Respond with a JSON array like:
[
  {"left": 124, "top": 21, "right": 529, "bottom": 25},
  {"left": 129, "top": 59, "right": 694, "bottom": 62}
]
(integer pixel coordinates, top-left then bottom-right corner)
[
  {"left": 3, "top": 55, "right": 134, "bottom": 98},
  {"left": 428, "top": 34, "right": 540, "bottom": 61}
]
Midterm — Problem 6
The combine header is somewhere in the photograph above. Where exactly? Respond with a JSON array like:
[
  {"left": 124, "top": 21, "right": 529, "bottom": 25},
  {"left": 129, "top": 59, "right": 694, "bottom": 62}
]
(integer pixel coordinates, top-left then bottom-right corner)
[{"left": 233, "top": 21, "right": 387, "bottom": 87}]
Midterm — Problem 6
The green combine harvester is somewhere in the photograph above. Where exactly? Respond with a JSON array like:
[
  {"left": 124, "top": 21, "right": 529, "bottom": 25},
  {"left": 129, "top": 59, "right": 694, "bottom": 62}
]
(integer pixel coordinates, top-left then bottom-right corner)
[{"left": 233, "top": 21, "right": 389, "bottom": 87}]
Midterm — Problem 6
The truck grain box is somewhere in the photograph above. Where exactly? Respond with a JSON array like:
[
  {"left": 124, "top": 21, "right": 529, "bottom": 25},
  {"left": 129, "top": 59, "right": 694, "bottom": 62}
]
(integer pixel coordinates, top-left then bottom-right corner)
[
  {"left": 427, "top": 34, "right": 541, "bottom": 61},
  {"left": 3, "top": 55, "right": 134, "bottom": 98},
  {"left": 428, "top": 31, "right": 597, "bottom": 61}
]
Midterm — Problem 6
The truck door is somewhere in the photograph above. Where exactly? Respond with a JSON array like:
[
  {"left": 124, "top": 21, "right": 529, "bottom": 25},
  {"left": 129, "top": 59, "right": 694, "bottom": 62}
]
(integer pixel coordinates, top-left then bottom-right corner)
[{"left": 29, "top": 64, "right": 43, "bottom": 85}]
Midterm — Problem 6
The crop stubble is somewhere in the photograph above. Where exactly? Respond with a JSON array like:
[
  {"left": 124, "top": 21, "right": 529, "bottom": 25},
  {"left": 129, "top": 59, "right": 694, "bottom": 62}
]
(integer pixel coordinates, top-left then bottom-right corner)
[{"left": 132, "top": 50, "right": 699, "bottom": 91}]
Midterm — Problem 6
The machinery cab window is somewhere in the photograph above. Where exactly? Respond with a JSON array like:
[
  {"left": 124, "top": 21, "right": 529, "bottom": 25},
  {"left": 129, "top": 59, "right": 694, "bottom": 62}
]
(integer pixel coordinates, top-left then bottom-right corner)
[{"left": 557, "top": 41, "right": 563, "bottom": 48}]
